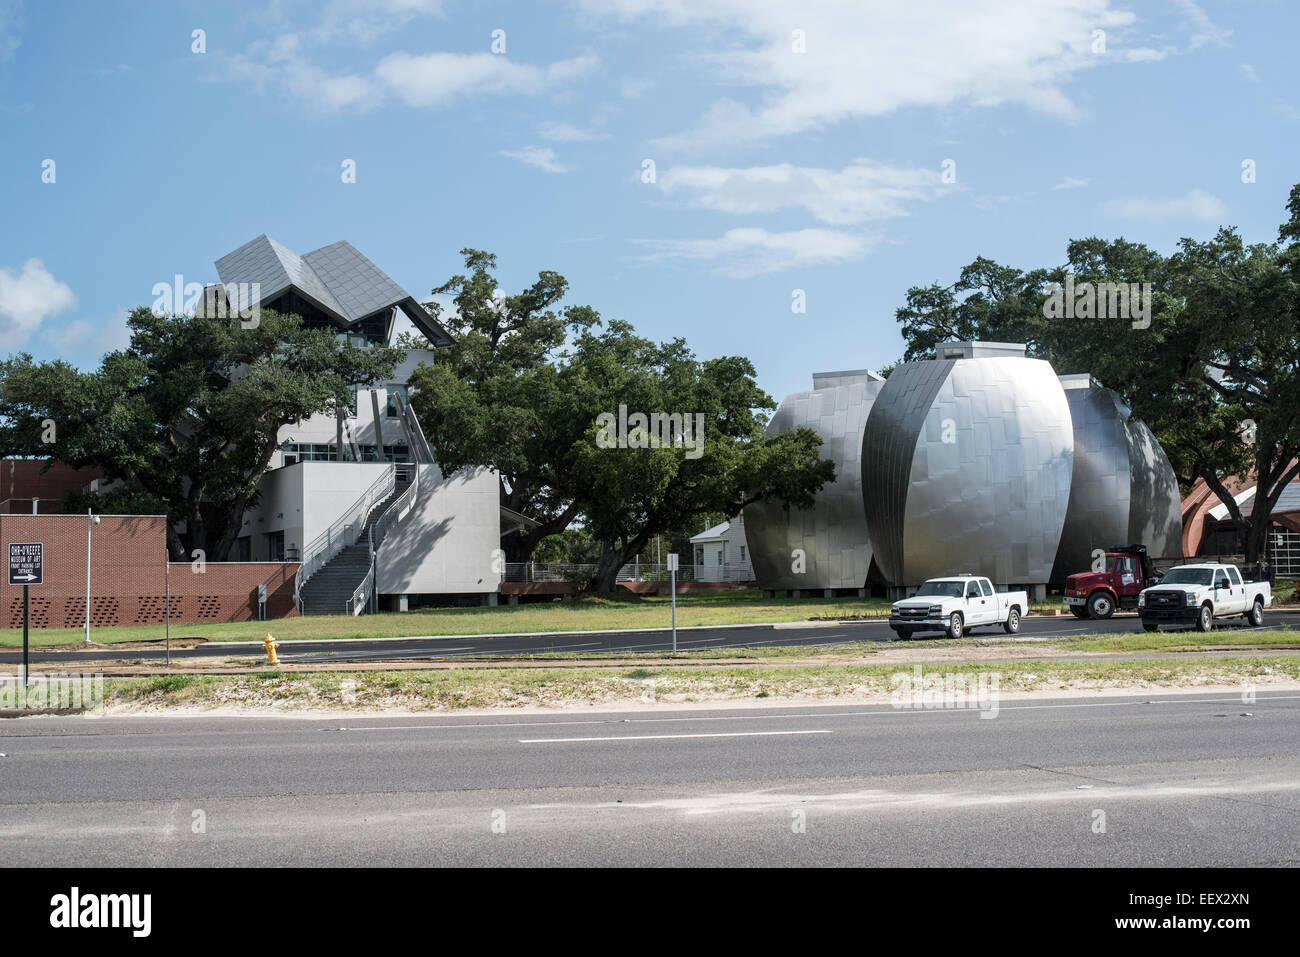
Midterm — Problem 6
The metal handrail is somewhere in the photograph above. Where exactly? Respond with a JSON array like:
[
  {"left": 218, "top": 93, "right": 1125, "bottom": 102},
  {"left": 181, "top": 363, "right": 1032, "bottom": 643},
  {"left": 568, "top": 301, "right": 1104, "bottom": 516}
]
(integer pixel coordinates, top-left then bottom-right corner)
[
  {"left": 372, "top": 464, "right": 419, "bottom": 551},
  {"left": 500, "top": 562, "right": 756, "bottom": 583},
  {"left": 345, "top": 534, "right": 375, "bottom": 616},
  {"left": 294, "top": 464, "right": 395, "bottom": 610},
  {"left": 395, "top": 393, "right": 434, "bottom": 463}
]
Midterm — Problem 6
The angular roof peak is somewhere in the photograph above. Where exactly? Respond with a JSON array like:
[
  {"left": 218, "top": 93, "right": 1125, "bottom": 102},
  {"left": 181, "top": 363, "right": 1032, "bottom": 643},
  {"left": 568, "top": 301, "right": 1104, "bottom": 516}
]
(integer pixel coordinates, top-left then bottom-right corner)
[{"left": 214, "top": 235, "right": 451, "bottom": 346}]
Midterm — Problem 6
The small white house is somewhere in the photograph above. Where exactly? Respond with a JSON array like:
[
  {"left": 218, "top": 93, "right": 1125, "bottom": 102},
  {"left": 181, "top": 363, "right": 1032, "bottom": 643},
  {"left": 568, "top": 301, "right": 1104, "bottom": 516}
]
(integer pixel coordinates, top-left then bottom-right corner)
[{"left": 690, "top": 515, "right": 754, "bottom": 582}]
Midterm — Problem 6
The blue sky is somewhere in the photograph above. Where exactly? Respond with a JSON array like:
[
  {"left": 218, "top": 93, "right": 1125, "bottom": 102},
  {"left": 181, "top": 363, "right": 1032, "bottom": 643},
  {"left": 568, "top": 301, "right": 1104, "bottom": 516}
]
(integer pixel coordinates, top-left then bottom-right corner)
[{"left": 0, "top": 0, "right": 1296, "bottom": 403}]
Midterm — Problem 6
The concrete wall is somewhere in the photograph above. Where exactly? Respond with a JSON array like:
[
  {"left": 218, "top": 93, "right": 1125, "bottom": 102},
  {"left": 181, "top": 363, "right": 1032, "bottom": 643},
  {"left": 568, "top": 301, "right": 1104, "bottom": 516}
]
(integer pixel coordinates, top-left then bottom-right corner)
[
  {"left": 240, "top": 461, "right": 391, "bottom": 561},
  {"left": 376, "top": 464, "right": 501, "bottom": 597}
]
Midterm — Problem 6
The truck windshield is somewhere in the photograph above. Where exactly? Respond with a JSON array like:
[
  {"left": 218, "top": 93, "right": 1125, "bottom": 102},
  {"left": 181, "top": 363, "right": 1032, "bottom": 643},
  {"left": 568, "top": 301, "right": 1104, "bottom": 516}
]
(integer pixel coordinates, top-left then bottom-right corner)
[
  {"left": 913, "top": 581, "right": 965, "bottom": 598},
  {"left": 1160, "top": 568, "right": 1214, "bottom": 586}
]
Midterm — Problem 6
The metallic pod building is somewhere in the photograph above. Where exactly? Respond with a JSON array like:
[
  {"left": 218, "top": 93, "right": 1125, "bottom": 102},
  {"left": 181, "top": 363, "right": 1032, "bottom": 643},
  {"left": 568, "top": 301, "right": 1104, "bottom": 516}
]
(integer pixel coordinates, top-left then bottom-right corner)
[
  {"left": 744, "top": 373, "right": 884, "bottom": 594},
  {"left": 745, "top": 341, "right": 1183, "bottom": 598},
  {"left": 1048, "top": 374, "right": 1183, "bottom": 582}
]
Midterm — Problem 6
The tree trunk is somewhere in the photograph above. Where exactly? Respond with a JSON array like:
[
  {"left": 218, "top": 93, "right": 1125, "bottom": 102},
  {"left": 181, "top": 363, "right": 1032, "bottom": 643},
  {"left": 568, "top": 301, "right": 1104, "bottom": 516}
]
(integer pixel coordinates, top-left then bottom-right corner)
[
  {"left": 587, "top": 529, "right": 655, "bottom": 593},
  {"left": 589, "top": 543, "right": 624, "bottom": 593}
]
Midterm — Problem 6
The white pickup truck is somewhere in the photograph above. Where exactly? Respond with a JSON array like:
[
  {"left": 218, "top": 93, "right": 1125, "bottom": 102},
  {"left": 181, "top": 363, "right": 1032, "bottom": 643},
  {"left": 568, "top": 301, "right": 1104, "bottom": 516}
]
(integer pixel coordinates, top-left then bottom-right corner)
[
  {"left": 890, "top": 575, "right": 1028, "bottom": 639},
  {"left": 1137, "top": 563, "right": 1271, "bottom": 632}
]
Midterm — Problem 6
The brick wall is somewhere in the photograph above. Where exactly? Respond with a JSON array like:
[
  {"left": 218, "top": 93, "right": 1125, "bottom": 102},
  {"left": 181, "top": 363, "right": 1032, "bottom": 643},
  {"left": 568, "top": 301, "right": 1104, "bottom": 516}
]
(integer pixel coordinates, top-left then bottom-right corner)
[{"left": 0, "top": 514, "right": 298, "bottom": 629}]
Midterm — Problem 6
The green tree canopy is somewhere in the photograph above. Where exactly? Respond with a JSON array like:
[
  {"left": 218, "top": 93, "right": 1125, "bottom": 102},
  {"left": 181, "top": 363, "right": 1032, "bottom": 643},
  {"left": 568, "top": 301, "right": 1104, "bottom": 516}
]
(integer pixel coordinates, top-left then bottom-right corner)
[{"left": 0, "top": 306, "right": 402, "bottom": 560}]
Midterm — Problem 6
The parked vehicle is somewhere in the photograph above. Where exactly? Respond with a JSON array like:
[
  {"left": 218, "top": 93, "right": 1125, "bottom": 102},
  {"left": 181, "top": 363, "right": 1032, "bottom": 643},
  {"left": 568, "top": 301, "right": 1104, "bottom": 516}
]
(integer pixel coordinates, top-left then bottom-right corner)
[
  {"left": 1062, "top": 544, "right": 1159, "bottom": 620},
  {"left": 890, "top": 576, "right": 1028, "bottom": 639},
  {"left": 1137, "top": 563, "right": 1271, "bottom": 632}
]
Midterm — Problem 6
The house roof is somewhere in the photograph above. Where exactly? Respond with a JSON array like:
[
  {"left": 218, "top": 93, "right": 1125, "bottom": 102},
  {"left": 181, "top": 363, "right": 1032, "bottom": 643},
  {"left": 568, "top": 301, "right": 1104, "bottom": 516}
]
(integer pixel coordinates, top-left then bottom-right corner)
[
  {"left": 214, "top": 234, "right": 452, "bottom": 346},
  {"left": 690, "top": 520, "right": 731, "bottom": 543}
]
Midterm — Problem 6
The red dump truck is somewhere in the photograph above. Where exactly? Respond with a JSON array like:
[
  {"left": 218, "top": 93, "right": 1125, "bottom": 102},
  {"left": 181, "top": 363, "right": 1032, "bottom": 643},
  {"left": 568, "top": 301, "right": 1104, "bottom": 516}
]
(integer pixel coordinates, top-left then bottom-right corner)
[{"left": 1061, "top": 544, "right": 1160, "bottom": 620}]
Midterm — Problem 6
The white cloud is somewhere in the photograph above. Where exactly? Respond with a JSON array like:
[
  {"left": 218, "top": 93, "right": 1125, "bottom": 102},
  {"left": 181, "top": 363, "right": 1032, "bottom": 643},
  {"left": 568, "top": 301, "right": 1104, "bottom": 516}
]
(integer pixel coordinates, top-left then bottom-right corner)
[
  {"left": 497, "top": 145, "right": 570, "bottom": 174},
  {"left": 620, "top": 77, "right": 654, "bottom": 100},
  {"left": 574, "top": 0, "right": 1152, "bottom": 149},
  {"left": 630, "top": 227, "right": 876, "bottom": 277},
  {"left": 1239, "top": 63, "right": 1261, "bottom": 84},
  {"left": 1170, "top": 0, "right": 1230, "bottom": 51},
  {"left": 0, "top": 259, "right": 78, "bottom": 345},
  {"left": 313, "top": 0, "right": 446, "bottom": 44},
  {"left": 376, "top": 51, "right": 596, "bottom": 108},
  {"left": 0, "top": 0, "right": 21, "bottom": 64},
  {"left": 539, "top": 120, "right": 609, "bottom": 142},
  {"left": 1051, "top": 176, "right": 1090, "bottom": 190},
  {"left": 47, "top": 309, "right": 133, "bottom": 365},
  {"left": 655, "top": 160, "right": 950, "bottom": 225},
  {"left": 1100, "top": 188, "right": 1226, "bottom": 222},
  {"left": 222, "top": 29, "right": 596, "bottom": 113}
]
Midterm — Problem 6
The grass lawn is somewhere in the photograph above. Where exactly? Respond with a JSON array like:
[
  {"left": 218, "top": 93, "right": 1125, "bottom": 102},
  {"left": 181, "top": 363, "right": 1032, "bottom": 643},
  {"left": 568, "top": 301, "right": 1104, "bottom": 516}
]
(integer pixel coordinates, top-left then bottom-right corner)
[
  {"left": 100, "top": 654, "right": 1300, "bottom": 712},
  {"left": 0, "top": 588, "right": 1069, "bottom": 648},
  {"left": 1046, "top": 626, "right": 1299, "bottom": 654}
]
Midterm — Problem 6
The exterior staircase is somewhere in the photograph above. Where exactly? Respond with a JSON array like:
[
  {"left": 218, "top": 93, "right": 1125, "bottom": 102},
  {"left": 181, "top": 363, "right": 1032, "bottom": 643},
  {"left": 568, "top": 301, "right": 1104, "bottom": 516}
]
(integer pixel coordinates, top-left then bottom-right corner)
[{"left": 298, "top": 469, "right": 411, "bottom": 616}]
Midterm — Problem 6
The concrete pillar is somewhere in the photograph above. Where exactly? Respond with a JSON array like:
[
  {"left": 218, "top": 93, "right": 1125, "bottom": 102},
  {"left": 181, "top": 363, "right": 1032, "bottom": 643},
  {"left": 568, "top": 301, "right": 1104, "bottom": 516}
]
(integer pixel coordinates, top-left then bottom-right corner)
[
  {"left": 790, "top": 589, "right": 801, "bottom": 599},
  {"left": 399, "top": 594, "right": 408, "bottom": 612},
  {"left": 1030, "top": 583, "right": 1047, "bottom": 603},
  {"left": 484, "top": 593, "right": 499, "bottom": 607},
  {"left": 508, "top": 594, "right": 519, "bottom": 605},
  {"left": 823, "top": 589, "right": 834, "bottom": 598},
  {"left": 763, "top": 589, "right": 775, "bottom": 599},
  {"left": 856, "top": 588, "right": 867, "bottom": 598}
]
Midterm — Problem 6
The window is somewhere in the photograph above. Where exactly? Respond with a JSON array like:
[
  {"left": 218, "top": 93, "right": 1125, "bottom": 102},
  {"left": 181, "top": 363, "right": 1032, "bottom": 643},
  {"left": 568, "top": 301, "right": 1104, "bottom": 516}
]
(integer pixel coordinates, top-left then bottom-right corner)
[
  {"left": 385, "top": 385, "right": 409, "bottom": 417},
  {"left": 1227, "top": 567, "right": 1242, "bottom": 585},
  {"left": 965, "top": 581, "right": 980, "bottom": 599},
  {"left": 739, "top": 545, "right": 746, "bottom": 561},
  {"left": 979, "top": 579, "right": 993, "bottom": 596}
]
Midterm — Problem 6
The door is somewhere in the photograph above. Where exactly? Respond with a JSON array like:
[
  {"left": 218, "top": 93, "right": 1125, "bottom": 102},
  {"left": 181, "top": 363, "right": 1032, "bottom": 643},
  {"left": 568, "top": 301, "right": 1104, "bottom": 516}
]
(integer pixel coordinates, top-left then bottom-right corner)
[
  {"left": 1115, "top": 555, "right": 1142, "bottom": 599},
  {"left": 1214, "top": 569, "right": 1242, "bottom": 614},
  {"left": 965, "top": 580, "right": 993, "bottom": 624}
]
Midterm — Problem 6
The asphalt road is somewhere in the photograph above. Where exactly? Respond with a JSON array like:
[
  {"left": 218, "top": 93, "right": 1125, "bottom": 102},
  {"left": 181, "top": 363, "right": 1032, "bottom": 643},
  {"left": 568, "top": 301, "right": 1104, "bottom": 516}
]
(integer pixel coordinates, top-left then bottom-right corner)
[
  {"left": 5, "top": 608, "right": 1300, "bottom": 667},
  {"left": 1, "top": 691, "right": 1298, "bottom": 865}
]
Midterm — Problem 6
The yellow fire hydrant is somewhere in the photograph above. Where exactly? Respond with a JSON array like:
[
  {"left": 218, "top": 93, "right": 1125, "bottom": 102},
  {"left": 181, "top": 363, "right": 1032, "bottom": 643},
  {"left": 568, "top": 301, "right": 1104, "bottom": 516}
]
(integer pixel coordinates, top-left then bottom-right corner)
[{"left": 263, "top": 633, "right": 280, "bottom": 665}]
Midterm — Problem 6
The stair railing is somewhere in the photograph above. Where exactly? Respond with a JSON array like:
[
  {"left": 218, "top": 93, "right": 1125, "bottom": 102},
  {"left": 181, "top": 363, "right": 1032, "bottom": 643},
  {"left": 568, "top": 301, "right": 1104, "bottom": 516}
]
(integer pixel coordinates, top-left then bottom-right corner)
[{"left": 294, "top": 464, "right": 395, "bottom": 613}]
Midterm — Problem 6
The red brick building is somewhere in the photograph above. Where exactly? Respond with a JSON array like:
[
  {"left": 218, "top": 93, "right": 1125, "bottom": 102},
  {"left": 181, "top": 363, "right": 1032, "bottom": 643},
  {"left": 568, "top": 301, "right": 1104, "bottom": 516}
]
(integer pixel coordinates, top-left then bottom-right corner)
[{"left": 0, "top": 513, "right": 298, "bottom": 630}]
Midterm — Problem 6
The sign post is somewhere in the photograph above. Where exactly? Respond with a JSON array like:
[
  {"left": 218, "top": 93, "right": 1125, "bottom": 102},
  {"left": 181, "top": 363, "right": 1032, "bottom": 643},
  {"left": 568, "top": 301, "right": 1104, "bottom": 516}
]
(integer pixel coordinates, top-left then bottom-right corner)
[
  {"left": 667, "top": 553, "right": 679, "bottom": 653},
  {"left": 8, "top": 542, "right": 44, "bottom": 689},
  {"left": 164, "top": 549, "right": 171, "bottom": 668}
]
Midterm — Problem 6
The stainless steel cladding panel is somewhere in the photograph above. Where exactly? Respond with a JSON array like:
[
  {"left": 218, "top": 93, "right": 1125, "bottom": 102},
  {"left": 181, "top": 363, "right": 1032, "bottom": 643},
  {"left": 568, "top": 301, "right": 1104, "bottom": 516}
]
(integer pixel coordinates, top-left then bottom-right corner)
[
  {"left": 1050, "top": 383, "right": 1132, "bottom": 581},
  {"left": 1124, "top": 416, "right": 1183, "bottom": 558},
  {"left": 744, "top": 380, "right": 882, "bottom": 590},
  {"left": 863, "top": 358, "right": 1074, "bottom": 586},
  {"left": 1049, "top": 382, "right": 1185, "bottom": 581}
]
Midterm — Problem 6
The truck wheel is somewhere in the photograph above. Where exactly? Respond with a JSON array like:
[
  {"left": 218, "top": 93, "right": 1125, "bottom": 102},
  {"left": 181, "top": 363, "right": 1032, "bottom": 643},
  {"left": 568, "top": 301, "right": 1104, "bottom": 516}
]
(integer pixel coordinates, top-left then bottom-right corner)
[
  {"left": 1086, "top": 591, "right": 1114, "bottom": 620},
  {"left": 1195, "top": 603, "right": 1214, "bottom": 632},
  {"left": 1003, "top": 607, "right": 1020, "bottom": 634},
  {"left": 890, "top": 627, "right": 910, "bottom": 641},
  {"left": 1069, "top": 606, "right": 1089, "bottom": 619},
  {"left": 1142, "top": 622, "right": 1159, "bottom": 633},
  {"left": 1247, "top": 599, "right": 1264, "bottom": 627},
  {"left": 946, "top": 612, "right": 964, "bottom": 639}
]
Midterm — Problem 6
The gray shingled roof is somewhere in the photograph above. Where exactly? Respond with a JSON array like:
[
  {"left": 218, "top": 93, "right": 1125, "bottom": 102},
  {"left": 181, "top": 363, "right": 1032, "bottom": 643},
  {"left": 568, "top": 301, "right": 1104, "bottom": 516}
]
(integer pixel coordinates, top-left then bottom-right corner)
[{"left": 213, "top": 234, "right": 451, "bottom": 346}]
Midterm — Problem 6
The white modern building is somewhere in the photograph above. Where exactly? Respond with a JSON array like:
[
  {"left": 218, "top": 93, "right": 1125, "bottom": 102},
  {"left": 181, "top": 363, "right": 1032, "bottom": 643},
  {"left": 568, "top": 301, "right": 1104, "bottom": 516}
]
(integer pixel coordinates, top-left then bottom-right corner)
[{"left": 208, "top": 235, "right": 504, "bottom": 614}]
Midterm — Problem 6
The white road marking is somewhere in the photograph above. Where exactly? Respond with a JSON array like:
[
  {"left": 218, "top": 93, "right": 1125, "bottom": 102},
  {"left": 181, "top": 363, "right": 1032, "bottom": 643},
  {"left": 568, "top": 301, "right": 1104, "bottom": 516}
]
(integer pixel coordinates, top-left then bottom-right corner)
[
  {"left": 316, "top": 692, "right": 1300, "bottom": 734},
  {"left": 519, "top": 729, "right": 833, "bottom": 744}
]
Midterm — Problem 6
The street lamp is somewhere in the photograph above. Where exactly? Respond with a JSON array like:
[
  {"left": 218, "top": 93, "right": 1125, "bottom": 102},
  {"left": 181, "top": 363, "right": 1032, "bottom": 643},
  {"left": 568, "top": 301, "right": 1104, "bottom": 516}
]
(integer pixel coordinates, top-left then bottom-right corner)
[{"left": 84, "top": 510, "right": 99, "bottom": 645}]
